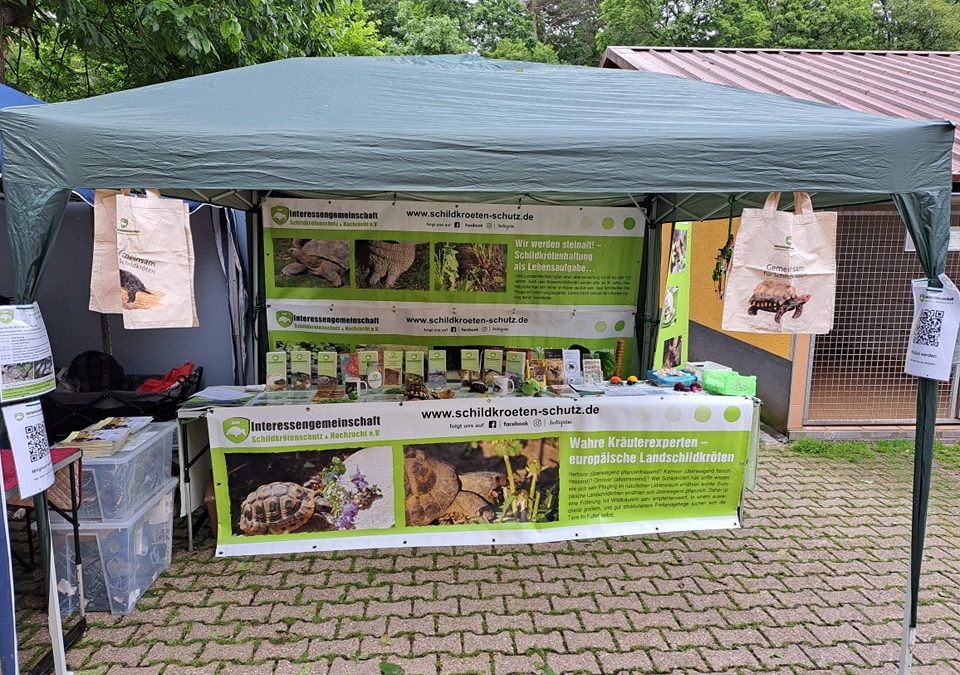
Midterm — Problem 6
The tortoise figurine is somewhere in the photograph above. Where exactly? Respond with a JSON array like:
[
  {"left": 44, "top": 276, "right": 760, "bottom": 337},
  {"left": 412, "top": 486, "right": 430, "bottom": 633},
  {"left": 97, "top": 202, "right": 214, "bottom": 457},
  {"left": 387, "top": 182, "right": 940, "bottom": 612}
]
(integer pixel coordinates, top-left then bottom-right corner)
[
  {"left": 366, "top": 241, "right": 416, "bottom": 288},
  {"left": 747, "top": 280, "right": 811, "bottom": 323},
  {"left": 405, "top": 380, "right": 431, "bottom": 400},
  {"left": 282, "top": 239, "right": 350, "bottom": 287},
  {"left": 238, "top": 481, "right": 332, "bottom": 535}
]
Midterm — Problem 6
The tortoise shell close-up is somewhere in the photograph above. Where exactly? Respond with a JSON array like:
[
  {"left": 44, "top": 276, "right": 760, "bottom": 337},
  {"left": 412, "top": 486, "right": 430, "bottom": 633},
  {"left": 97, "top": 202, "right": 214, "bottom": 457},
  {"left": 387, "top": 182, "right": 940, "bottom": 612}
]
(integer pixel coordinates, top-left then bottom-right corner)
[
  {"left": 238, "top": 481, "right": 316, "bottom": 535},
  {"left": 403, "top": 449, "right": 459, "bottom": 526}
]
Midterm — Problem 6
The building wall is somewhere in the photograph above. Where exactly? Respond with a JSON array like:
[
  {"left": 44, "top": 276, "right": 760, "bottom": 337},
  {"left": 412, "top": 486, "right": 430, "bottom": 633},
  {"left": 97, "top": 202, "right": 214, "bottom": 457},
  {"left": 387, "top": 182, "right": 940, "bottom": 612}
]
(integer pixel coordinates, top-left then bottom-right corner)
[{"left": 0, "top": 201, "right": 238, "bottom": 387}]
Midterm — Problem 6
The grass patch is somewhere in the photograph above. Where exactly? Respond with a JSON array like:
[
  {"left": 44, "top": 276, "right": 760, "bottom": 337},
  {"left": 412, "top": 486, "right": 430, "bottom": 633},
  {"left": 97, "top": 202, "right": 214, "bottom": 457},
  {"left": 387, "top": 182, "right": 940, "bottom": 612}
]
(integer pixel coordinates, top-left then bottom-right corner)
[{"left": 787, "top": 437, "right": 960, "bottom": 470}]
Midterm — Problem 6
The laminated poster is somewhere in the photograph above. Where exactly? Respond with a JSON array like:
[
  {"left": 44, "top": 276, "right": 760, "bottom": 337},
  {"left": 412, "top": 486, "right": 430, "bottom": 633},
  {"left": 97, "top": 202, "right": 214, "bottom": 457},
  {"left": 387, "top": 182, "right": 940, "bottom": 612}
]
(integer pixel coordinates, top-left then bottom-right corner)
[
  {"left": 0, "top": 303, "right": 55, "bottom": 403},
  {"left": 905, "top": 274, "right": 960, "bottom": 381},
  {"left": 3, "top": 400, "right": 54, "bottom": 498},
  {"left": 207, "top": 395, "right": 754, "bottom": 556}
]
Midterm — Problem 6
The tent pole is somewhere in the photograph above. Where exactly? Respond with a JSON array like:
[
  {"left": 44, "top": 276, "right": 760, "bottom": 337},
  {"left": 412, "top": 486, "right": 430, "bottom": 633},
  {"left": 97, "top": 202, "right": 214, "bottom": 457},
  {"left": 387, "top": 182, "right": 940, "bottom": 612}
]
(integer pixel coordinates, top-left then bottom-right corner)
[
  {"left": 899, "top": 376, "right": 937, "bottom": 674},
  {"left": 638, "top": 205, "right": 661, "bottom": 372}
]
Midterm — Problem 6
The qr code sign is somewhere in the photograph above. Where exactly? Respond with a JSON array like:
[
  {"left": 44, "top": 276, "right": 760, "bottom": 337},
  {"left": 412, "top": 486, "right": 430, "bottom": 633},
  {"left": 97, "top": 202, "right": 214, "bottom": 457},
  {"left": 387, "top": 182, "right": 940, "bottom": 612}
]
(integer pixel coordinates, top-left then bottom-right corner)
[
  {"left": 25, "top": 421, "right": 49, "bottom": 463},
  {"left": 915, "top": 309, "right": 944, "bottom": 347}
]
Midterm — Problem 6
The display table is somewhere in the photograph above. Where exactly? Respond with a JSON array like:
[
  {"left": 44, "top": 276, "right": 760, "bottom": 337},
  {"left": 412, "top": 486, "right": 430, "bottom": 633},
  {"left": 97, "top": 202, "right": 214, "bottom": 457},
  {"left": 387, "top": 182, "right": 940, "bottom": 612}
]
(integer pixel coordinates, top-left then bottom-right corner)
[
  {"left": 2, "top": 447, "right": 86, "bottom": 675},
  {"left": 179, "top": 388, "right": 760, "bottom": 557}
]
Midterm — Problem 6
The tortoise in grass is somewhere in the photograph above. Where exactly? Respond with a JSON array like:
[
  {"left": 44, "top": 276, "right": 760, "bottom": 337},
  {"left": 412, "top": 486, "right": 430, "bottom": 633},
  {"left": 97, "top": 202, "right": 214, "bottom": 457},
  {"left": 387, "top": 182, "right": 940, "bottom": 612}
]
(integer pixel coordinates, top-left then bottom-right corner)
[
  {"left": 403, "top": 449, "right": 506, "bottom": 526},
  {"left": 747, "top": 279, "right": 811, "bottom": 323},
  {"left": 282, "top": 239, "right": 350, "bottom": 287},
  {"left": 238, "top": 481, "right": 333, "bottom": 535},
  {"left": 366, "top": 241, "right": 416, "bottom": 288}
]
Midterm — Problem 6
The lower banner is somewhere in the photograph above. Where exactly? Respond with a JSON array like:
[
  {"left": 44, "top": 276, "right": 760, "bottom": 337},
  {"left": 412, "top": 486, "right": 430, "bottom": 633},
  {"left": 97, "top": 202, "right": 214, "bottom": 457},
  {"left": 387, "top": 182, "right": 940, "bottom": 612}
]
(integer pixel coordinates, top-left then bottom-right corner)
[{"left": 208, "top": 394, "right": 756, "bottom": 556}]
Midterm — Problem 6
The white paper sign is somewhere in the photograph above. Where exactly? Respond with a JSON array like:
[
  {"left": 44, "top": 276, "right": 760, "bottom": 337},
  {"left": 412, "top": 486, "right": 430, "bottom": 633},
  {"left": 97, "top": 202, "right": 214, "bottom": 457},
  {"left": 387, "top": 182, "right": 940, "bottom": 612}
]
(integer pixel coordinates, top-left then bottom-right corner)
[
  {"left": 2, "top": 400, "right": 54, "bottom": 498},
  {"left": 0, "top": 303, "right": 55, "bottom": 403},
  {"left": 905, "top": 274, "right": 960, "bottom": 381}
]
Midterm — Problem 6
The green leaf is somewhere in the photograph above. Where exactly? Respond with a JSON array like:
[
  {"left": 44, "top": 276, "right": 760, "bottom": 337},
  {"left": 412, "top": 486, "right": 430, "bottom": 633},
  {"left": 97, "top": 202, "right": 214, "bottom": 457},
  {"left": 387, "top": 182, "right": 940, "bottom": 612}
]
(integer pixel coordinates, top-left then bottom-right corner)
[{"left": 379, "top": 662, "right": 405, "bottom": 675}]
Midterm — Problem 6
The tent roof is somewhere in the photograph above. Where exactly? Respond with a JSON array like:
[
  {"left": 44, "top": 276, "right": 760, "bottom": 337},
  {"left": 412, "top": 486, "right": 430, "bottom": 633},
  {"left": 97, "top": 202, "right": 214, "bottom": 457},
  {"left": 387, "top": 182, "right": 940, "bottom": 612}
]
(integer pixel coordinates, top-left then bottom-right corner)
[
  {"left": 0, "top": 55, "right": 953, "bottom": 218},
  {"left": 0, "top": 83, "right": 41, "bottom": 167}
]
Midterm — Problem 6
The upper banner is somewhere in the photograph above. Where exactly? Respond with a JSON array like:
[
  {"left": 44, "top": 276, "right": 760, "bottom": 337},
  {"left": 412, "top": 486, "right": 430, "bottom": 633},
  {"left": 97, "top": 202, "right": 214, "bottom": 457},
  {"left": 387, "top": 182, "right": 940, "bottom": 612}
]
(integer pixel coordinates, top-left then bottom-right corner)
[
  {"left": 208, "top": 394, "right": 754, "bottom": 557},
  {"left": 262, "top": 199, "right": 644, "bottom": 351}
]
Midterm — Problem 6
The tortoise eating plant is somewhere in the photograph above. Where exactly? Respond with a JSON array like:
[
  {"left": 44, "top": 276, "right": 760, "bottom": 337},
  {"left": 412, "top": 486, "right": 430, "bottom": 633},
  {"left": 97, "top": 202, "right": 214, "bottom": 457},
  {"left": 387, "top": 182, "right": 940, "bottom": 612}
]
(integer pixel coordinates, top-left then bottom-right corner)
[{"left": 747, "top": 279, "right": 811, "bottom": 323}]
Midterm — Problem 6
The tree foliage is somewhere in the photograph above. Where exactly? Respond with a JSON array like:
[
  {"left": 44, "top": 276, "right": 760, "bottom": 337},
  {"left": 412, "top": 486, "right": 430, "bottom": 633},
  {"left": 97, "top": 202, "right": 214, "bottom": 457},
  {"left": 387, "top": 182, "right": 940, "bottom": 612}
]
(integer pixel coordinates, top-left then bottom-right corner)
[{"left": 3, "top": 0, "right": 385, "bottom": 98}]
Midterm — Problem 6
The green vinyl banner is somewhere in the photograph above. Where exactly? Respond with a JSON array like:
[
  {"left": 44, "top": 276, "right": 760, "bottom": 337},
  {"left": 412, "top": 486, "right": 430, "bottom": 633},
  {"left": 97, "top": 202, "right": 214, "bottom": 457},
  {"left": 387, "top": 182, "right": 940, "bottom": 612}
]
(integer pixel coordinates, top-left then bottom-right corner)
[
  {"left": 262, "top": 199, "right": 644, "bottom": 353},
  {"left": 654, "top": 221, "right": 692, "bottom": 369},
  {"left": 207, "top": 394, "right": 754, "bottom": 556}
]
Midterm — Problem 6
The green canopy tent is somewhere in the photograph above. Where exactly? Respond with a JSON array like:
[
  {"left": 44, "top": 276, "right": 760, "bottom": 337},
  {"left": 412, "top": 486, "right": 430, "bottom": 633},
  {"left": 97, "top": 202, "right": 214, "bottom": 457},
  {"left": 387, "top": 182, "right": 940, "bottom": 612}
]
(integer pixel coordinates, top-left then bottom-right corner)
[{"left": 0, "top": 56, "right": 953, "bottom": 672}]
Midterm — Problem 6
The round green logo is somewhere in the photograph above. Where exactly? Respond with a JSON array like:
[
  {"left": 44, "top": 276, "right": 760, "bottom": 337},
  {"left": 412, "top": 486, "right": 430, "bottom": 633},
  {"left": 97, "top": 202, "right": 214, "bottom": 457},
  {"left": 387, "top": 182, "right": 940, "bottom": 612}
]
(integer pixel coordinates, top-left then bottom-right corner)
[
  {"left": 594, "top": 320, "right": 607, "bottom": 333},
  {"left": 694, "top": 406, "right": 712, "bottom": 423},
  {"left": 614, "top": 320, "right": 626, "bottom": 332},
  {"left": 601, "top": 217, "right": 615, "bottom": 230},
  {"left": 724, "top": 406, "right": 742, "bottom": 423},
  {"left": 624, "top": 217, "right": 637, "bottom": 231},
  {"left": 580, "top": 216, "right": 593, "bottom": 229}
]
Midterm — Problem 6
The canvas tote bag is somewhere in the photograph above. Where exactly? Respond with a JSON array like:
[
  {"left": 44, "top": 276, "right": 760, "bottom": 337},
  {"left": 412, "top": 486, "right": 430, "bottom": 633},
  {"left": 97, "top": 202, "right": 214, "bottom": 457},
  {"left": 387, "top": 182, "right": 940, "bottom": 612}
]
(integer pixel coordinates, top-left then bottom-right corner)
[
  {"left": 89, "top": 189, "right": 126, "bottom": 313},
  {"left": 722, "top": 192, "right": 837, "bottom": 334},
  {"left": 115, "top": 190, "right": 198, "bottom": 329}
]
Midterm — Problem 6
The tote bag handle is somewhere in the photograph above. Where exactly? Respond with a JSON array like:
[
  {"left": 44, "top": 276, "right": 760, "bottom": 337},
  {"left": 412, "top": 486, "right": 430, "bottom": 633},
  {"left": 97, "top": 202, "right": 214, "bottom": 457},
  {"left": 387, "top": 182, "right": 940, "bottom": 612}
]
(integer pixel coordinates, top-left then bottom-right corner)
[{"left": 762, "top": 192, "right": 814, "bottom": 215}]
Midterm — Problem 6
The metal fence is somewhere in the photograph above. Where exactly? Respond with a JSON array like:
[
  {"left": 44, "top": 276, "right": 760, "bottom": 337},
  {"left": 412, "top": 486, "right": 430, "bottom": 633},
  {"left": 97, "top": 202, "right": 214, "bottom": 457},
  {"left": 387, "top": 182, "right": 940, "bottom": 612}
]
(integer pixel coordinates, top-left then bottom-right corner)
[{"left": 806, "top": 205, "right": 960, "bottom": 424}]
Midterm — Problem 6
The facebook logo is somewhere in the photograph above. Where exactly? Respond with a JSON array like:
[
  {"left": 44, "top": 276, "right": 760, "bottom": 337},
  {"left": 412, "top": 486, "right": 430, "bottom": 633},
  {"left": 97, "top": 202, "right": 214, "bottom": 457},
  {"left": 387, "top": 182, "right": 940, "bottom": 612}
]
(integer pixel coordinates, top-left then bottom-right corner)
[{"left": 488, "top": 420, "right": 497, "bottom": 429}]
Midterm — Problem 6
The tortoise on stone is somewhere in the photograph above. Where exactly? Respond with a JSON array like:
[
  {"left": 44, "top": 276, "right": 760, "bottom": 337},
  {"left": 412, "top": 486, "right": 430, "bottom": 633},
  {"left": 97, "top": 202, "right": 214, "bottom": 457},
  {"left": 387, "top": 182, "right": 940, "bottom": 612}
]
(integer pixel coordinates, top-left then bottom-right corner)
[
  {"left": 403, "top": 449, "right": 503, "bottom": 526},
  {"left": 366, "top": 241, "right": 416, "bottom": 288},
  {"left": 282, "top": 239, "right": 350, "bottom": 287},
  {"left": 238, "top": 481, "right": 331, "bottom": 535},
  {"left": 747, "top": 280, "right": 811, "bottom": 323}
]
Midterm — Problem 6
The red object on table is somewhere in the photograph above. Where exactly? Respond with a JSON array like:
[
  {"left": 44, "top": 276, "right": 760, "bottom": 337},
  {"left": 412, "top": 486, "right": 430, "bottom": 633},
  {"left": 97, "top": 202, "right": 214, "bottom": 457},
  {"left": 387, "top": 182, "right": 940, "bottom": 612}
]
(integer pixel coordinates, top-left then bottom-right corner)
[
  {"left": 2, "top": 447, "right": 82, "bottom": 494},
  {"left": 136, "top": 362, "right": 195, "bottom": 393}
]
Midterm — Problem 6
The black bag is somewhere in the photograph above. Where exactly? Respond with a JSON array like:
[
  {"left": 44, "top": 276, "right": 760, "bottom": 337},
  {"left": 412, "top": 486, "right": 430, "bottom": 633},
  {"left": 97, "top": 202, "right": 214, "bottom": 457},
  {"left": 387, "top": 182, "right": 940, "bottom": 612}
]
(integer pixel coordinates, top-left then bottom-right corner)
[{"left": 66, "top": 350, "right": 126, "bottom": 393}]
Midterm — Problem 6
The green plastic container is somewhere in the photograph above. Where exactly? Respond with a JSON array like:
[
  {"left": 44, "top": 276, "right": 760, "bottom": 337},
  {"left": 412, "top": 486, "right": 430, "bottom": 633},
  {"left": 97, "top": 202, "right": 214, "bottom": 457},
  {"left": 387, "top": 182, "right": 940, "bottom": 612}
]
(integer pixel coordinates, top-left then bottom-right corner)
[{"left": 702, "top": 369, "right": 757, "bottom": 397}]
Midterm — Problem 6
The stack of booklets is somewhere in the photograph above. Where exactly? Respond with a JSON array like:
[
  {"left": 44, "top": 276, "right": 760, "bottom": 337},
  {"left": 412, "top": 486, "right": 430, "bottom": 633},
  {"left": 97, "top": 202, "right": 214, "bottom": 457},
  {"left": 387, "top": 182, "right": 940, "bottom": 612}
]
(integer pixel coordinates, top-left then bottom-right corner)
[{"left": 57, "top": 416, "right": 154, "bottom": 457}]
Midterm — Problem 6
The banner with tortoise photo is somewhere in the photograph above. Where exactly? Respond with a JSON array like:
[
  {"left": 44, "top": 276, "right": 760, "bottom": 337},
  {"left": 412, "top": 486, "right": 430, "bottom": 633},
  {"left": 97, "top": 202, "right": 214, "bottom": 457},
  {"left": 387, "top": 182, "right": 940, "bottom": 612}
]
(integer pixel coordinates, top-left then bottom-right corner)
[
  {"left": 261, "top": 198, "right": 645, "bottom": 355},
  {"left": 722, "top": 192, "right": 836, "bottom": 334},
  {"left": 207, "top": 395, "right": 756, "bottom": 557}
]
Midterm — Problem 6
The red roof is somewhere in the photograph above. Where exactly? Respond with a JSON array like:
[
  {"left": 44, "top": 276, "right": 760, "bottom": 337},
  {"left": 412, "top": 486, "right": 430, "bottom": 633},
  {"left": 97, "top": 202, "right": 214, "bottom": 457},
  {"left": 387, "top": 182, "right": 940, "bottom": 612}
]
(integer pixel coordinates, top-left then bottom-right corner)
[{"left": 601, "top": 47, "right": 960, "bottom": 182}]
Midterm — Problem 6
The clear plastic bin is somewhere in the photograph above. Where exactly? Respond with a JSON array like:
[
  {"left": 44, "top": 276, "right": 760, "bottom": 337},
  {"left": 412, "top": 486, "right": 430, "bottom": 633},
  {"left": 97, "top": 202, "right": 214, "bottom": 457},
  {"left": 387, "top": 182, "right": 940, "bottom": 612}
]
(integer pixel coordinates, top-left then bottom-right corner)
[
  {"left": 75, "top": 421, "right": 175, "bottom": 521},
  {"left": 51, "top": 477, "right": 176, "bottom": 615}
]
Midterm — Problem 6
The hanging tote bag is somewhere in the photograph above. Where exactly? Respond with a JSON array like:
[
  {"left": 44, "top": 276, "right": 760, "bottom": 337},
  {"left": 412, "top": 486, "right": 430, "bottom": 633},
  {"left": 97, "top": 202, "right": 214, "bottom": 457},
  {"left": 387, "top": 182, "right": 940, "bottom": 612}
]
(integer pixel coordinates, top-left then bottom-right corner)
[
  {"left": 114, "top": 190, "right": 199, "bottom": 329},
  {"left": 89, "top": 189, "right": 125, "bottom": 313},
  {"left": 722, "top": 192, "right": 837, "bottom": 334}
]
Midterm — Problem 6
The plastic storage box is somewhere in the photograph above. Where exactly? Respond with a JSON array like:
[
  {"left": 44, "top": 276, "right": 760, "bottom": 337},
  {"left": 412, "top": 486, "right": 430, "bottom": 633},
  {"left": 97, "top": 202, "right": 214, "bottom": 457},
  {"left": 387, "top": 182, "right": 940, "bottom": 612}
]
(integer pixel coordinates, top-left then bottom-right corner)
[
  {"left": 685, "top": 361, "right": 732, "bottom": 384},
  {"left": 75, "top": 421, "right": 175, "bottom": 521},
  {"left": 703, "top": 369, "right": 757, "bottom": 397},
  {"left": 51, "top": 477, "right": 177, "bottom": 615}
]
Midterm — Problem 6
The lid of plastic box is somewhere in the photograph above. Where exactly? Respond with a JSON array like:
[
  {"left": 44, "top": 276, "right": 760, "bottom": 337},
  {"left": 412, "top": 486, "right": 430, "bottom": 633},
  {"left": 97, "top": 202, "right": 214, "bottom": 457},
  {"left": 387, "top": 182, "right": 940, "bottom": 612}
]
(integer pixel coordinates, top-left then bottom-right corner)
[
  {"left": 81, "top": 420, "right": 176, "bottom": 466},
  {"left": 48, "top": 477, "right": 177, "bottom": 531}
]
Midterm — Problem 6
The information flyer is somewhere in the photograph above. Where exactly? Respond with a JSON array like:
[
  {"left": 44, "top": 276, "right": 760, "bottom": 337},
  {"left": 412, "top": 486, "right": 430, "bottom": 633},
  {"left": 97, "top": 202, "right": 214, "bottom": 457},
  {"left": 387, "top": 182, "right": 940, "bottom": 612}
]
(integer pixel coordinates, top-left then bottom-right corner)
[
  {"left": 262, "top": 199, "right": 644, "bottom": 356},
  {"left": 2, "top": 400, "right": 54, "bottom": 498},
  {"left": 0, "top": 303, "right": 55, "bottom": 403},
  {"left": 208, "top": 395, "right": 754, "bottom": 556},
  {"left": 905, "top": 273, "right": 960, "bottom": 381}
]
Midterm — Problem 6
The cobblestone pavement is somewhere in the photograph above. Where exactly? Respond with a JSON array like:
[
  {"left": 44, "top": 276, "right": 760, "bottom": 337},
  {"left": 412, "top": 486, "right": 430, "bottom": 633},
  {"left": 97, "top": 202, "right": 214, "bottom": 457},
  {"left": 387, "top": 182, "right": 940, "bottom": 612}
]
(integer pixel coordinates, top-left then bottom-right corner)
[{"left": 16, "top": 443, "right": 960, "bottom": 674}]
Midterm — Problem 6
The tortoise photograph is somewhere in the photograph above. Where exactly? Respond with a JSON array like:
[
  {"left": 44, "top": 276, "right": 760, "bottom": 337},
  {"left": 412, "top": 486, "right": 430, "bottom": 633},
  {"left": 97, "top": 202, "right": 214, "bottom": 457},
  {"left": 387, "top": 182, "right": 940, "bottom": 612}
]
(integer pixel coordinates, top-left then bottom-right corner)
[
  {"left": 669, "top": 229, "right": 687, "bottom": 274},
  {"left": 273, "top": 238, "right": 351, "bottom": 289},
  {"left": 747, "top": 279, "right": 811, "bottom": 323},
  {"left": 119, "top": 269, "right": 162, "bottom": 309},
  {"left": 356, "top": 240, "right": 429, "bottom": 290},
  {"left": 224, "top": 446, "right": 393, "bottom": 536},
  {"left": 662, "top": 335, "right": 683, "bottom": 369},
  {"left": 433, "top": 242, "right": 507, "bottom": 293},
  {"left": 402, "top": 437, "right": 559, "bottom": 527}
]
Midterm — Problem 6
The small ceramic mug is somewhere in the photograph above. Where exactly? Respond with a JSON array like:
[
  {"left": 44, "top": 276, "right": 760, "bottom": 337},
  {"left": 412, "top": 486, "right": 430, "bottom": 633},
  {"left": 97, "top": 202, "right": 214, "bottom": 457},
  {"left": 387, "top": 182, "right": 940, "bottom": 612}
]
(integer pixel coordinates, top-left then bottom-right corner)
[
  {"left": 492, "top": 376, "right": 515, "bottom": 396},
  {"left": 345, "top": 378, "right": 369, "bottom": 399}
]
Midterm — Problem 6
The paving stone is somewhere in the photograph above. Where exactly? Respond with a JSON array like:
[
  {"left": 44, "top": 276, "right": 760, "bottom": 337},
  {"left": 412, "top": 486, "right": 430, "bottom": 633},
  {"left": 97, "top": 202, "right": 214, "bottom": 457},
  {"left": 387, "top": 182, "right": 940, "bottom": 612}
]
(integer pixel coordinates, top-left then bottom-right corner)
[
  {"left": 141, "top": 641, "right": 202, "bottom": 665},
  {"left": 514, "top": 630, "right": 565, "bottom": 654},
  {"left": 492, "top": 653, "right": 544, "bottom": 674},
  {"left": 544, "top": 651, "right": 602, "bottom": 674},
  {"left": 436, "top": 654, "right": 491, "bottom": 674}
]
